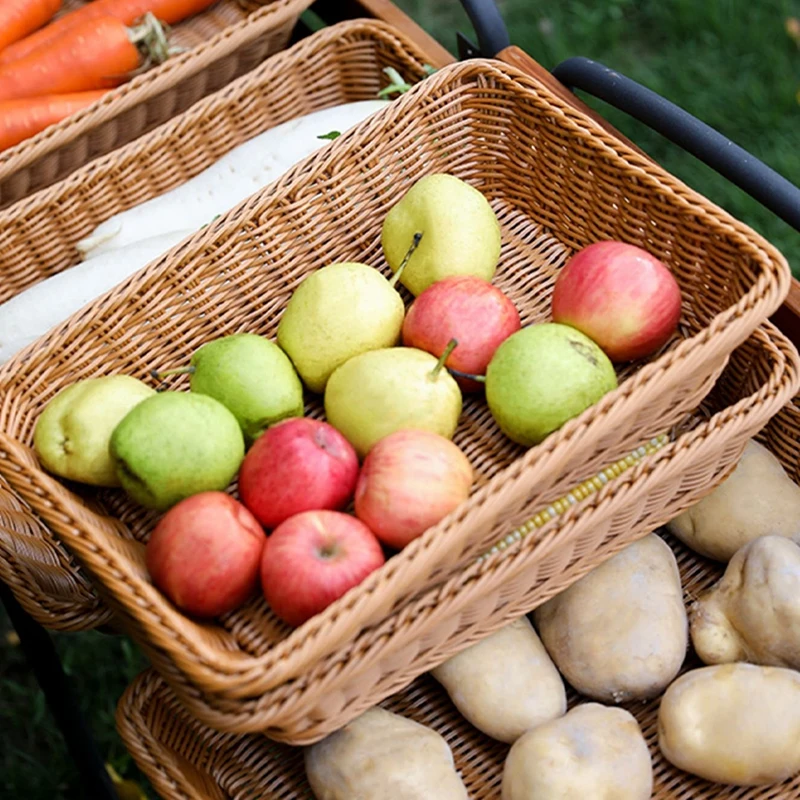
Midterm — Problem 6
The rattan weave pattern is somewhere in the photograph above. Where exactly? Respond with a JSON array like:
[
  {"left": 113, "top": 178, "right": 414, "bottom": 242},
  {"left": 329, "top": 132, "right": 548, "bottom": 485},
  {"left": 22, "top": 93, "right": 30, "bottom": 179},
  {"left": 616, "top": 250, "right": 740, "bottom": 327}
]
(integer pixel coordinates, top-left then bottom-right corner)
[{"left": 0, "top": 56, "right": 793, "bottom": 738}]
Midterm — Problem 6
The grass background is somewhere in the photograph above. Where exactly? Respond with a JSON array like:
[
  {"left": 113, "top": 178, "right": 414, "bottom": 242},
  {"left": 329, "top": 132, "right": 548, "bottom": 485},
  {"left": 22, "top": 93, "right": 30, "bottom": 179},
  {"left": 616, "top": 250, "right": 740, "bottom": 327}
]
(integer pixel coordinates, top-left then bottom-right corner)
[{"left": 2, "top": 1, "right": 799, "bottom": 798}]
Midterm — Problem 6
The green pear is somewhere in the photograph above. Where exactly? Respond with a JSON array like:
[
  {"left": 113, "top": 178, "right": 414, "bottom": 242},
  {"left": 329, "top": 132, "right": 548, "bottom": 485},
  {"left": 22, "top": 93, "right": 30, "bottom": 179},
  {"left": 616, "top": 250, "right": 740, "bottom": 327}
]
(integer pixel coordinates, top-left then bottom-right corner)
[
  {"left": 109, "top": 392, "right": 245, "bottom": 511},
  {"left": 277, "top": 258, "right": 413, "bottom": 394},
  {"left": 485, "top": 323, "right": 618, "bottom": 447},
  {"left": 324, "top": 345, "right": 462, "bottom": 458},
  {"left": 33, "top": 376, "right": 155, "bottom": 487},
  {"left": 156, "top": 333, "right": 304, "bottom": 445},
  {"left": 381, "top": 173, "right": 502, "bottom": 296}
]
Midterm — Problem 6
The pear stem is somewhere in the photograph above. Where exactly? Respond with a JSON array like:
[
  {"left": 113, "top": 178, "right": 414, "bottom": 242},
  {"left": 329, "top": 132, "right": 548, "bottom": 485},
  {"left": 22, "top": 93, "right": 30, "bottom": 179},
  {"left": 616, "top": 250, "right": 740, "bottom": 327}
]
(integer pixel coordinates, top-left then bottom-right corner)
[
  {"left": 149, "top": 366, "right": 195, "bottom": 380},
  {"left": 430, "top": 338, "right": 458, "bottom": 380},
  {"left": 448, "top": 367, "right": 486, "bottom": 383},
  {"left": 388, "top": 231, "right": 423, "bottom": 289}
]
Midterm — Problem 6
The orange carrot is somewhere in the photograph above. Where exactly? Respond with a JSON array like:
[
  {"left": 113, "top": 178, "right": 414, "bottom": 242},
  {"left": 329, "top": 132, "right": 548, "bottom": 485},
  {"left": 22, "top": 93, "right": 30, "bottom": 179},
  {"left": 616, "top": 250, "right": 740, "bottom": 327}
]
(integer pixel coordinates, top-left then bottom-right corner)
[
  {"left": 0, "top": 90, "right": 107, "bottom": 151},
  {"left": 0, "top": 0, "right": 217, "bottom": 66},
  {"left": 0, "top": 14, "right": 170, "bottom": 102},
  {"left": 0, "top": 0, "right": 61, "bottom": 53}
]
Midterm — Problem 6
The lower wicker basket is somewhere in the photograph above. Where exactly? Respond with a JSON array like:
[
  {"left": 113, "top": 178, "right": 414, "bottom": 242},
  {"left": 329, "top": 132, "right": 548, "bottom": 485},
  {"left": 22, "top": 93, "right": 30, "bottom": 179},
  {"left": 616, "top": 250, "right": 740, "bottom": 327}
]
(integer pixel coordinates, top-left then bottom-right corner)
[
  {"left": 0, "top": 0, "right": 314, "bottom": 208},
  {"left": 117, "top": 530, "right": 800, "bottom": 799},
  {"left": 0, "top": 18, "right": 433, "bottom": 632}
]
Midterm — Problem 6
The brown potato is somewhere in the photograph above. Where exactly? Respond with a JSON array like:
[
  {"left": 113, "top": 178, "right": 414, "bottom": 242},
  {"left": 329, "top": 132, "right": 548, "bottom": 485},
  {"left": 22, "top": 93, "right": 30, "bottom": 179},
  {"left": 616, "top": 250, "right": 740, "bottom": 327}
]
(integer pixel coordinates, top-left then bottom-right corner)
[
  {"left": 304, "top": 707, "right": 467, "bottom": 800},
  {"left": 533, "top": 534, "right": 687, "bottom": 702},
  {"left": 667, "top": 439, "right": 800, "bottom": 562},
  {"left": 431, "top": 616, "right": 566, "bottom": 743},
  {"left": 501, "top": 703, "right": 652, "bottom": 800},
  {"left": 690, "top": 535, "right": 800, "bottom": 668},
  {"left": 658, "top": 663, "right": 800, "bottom": 785}
]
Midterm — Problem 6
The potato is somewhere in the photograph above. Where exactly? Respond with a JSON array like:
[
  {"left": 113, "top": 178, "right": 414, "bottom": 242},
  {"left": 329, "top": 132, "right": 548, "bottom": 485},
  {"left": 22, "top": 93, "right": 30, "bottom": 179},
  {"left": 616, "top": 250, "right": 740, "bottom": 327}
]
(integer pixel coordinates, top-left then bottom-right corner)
[
  {"left": 431, "top": 616, "right": 566, "bottom": 743},
  {"left": 304, "top": 707, "right": 467, "bottom": 800},
  {"left": 690, "top": 535, "right": 800, "bottom": 668},
  {"left": 666, "top": 439, "right": 800, "bottom": 562},
  {"left": 501, "top": 703, "right": 652, "bottom": 800},
  {"left": 658, "top": 663, "right": 800, "bottom": 785},
  {"left": 533, "top": 533, "right": 687, "bottom": 702}
]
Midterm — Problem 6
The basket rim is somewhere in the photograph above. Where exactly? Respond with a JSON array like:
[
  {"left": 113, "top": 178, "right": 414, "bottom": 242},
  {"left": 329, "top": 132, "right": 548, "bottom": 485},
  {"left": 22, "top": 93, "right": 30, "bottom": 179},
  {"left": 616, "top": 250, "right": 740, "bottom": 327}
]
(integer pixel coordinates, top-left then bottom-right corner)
[
  {"left": 0, "top": 0, "right": 312, "bottom": 181},
  {"left": 0, "top": 57, "right": 794, "bottom": 697}
]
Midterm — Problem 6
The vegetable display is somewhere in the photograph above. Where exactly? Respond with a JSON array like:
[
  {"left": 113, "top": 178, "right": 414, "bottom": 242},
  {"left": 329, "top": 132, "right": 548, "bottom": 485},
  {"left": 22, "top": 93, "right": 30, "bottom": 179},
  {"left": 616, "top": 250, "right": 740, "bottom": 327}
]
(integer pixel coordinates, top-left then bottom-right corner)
[{"left": 0, "top": 13, "right": 170, "bottom": 102}]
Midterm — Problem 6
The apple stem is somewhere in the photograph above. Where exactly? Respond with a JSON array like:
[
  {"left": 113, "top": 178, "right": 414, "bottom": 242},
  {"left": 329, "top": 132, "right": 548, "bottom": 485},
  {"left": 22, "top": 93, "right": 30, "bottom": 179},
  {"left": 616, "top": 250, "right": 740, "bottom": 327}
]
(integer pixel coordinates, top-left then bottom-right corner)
[
  {"left": 388, "top": 231, "right": 423, "bottom": 289},
  {"left": 447, "top": 367, "right": 486, "bottom": 383},
  {"left": 430, "top": 338, "right": 458, "bottom": 379}
]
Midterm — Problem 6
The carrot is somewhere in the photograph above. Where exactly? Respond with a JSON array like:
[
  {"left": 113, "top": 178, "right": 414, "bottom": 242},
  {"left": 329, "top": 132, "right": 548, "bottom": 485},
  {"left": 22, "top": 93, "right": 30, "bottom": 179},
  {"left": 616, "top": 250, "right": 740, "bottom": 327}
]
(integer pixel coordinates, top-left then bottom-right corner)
[
  {"left": 0, "top": 0, "right": 218, "bottom": 66},
  {"left": 0, "top": 90, "right": 107, "bottom": 151},
  {"left": 0, "top": 0, "right": 61, "bottom": 53},
  {"left": 0, "top": 14, "right": 170, "bottom": 102}
]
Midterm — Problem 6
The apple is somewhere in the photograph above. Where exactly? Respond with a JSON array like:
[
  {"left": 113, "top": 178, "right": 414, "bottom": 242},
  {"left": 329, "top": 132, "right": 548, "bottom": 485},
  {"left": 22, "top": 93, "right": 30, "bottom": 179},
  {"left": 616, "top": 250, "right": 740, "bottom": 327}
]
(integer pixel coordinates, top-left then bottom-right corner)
[
  {"left": 238, "top": 417, "right": 359, "bottom": 529},
  {"left": 355, "top": 429, "right": 474, "bottom": 549},
  {"left": 145, "top": 491, "right": 266, "bottom": 618},
  {"left": 551, "top": 240, "right": 682, "bottom": 363},
  {"left": 261, "top": 510, "right": 385, "bottom": 626},
  {"left": 402, "top": 276, "right": 521, "bottom": 391}
]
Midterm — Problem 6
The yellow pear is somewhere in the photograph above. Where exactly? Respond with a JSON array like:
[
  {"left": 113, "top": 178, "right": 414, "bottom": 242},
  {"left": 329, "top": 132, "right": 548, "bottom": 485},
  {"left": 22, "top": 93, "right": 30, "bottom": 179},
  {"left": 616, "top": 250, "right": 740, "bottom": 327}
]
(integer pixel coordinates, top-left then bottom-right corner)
[
  {"left": 324, "top": 345, "right": 462, "bottom": 458},
  {"left": 381, "top": 173, "right": 502, "bottom": 296}
]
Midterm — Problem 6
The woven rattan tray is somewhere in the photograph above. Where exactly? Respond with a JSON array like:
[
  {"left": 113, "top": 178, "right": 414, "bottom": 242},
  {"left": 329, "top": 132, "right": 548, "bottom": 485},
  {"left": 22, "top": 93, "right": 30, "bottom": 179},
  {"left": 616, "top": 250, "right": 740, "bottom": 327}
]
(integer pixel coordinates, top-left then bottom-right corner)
[
  {"left": 0, "top": 18, "right": 434, "bottom": 632},
  {"left": 117, "top": 522, "right": 800, "bottom": 800},
  {"left": 0, "top": 56, "right": 794, "bottom": 739},
  {"left": 0, "top": 0, "right": 314, "bottom": 208}
]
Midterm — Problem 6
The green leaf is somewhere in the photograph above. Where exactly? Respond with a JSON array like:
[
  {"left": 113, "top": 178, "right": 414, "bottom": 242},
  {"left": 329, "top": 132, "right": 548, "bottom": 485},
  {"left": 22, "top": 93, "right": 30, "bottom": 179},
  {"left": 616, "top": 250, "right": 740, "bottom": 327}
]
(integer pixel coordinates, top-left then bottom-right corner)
[{"left": 317, "top": 130, "right": 341, "bottom": 141}]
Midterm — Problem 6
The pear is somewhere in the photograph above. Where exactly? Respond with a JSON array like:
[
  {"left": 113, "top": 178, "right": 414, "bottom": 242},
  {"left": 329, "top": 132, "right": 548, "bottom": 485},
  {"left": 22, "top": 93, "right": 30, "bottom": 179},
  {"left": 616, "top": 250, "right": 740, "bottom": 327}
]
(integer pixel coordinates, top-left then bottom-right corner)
[
  {"left": 381, "top": 173, "right": 502, "bottom": 296},
  {"left": 277, "top": 243, "right": 421, "bottom": 393},
  {"left": 485, "top": 323, "right": 618, "bottom": 447},
  {"left": 324, "top": 344, "right": 462, "bottom": 459},
  {"left": 109, "top": 392, "right": 245, "bottom": 511},
  {"left": 155, "top": 333, "right": 304, "bottom": 445},
  {"left": 33, "top": 375, "right": 155, "bottom": 487}
]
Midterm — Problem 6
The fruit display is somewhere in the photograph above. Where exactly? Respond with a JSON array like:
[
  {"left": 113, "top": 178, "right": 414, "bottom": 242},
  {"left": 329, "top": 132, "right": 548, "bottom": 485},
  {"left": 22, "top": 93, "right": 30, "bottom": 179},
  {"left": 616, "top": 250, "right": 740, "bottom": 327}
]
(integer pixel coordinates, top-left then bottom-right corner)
[{"left": 31, "top": 172, "right": 686, "bottom": 635}]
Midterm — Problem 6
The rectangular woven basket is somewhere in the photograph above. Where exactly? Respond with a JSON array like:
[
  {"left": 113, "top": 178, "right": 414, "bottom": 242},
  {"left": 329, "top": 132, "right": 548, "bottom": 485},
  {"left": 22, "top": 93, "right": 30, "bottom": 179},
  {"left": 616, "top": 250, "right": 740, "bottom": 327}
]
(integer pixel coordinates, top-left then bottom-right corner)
[
  {"left": 0, "top": 0, "right": 315, "bottom": 208},
  {"left": 0, "top": 56, "right": 794, "bottom": 740},
  {"left": 0, "top": 18, "right": 434, "bottom": 633},
  {"left": 115, "top": 368, "right": 800, "bottom": 799}
]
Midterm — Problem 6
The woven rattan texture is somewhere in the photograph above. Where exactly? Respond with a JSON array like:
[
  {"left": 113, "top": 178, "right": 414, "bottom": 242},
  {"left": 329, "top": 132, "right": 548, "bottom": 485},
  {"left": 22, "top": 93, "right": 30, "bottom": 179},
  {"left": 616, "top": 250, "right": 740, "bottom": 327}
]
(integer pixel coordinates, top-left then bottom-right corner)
[
  {"left": 0, "top": 20, "right": 434, "bottom": 630},
  {"left": 0, "top": 58, "right": 794, "bottom": 737},
  {"left": 117, "top": 531, "right": 800, "bottom": 799},
  {"left": 0, "top": 0, "right": 313, "bottom": 207}
]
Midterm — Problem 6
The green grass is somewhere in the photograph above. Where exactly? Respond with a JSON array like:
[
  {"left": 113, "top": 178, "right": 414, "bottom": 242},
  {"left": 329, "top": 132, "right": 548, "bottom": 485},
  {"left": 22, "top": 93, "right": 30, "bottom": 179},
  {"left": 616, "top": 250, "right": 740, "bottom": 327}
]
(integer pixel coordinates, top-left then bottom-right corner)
[{"left": 2, "top": 2, "right": 799, "bottom": 798}]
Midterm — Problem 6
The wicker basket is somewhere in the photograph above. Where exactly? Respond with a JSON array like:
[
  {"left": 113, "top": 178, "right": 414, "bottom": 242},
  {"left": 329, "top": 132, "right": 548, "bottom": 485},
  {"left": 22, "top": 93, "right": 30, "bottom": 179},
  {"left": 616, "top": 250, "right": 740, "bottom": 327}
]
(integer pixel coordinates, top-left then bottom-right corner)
[
  {"left": 0, "top": 56, "right": 794, "bottom": 739},
  {"left": 0, "top": 19, "right": 435, "bottom": 631},
  {"left": 0, "top": 0, "right": 316, "bottom": 208},
  {"left": 117, "top": 508, "right": 800, "bottom": 800}
]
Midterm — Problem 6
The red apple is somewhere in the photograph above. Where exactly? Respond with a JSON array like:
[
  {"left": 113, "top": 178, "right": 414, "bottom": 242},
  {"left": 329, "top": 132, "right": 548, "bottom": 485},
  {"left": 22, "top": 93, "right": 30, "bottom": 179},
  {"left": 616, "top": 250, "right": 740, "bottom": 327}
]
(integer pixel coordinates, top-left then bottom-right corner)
[
  {"left": 551, "top": 241, "right": 682, "bottom": 363},
  {"left": 146, "top": 491, "right": 265, "bottom": 618},
  {"left": 261, "top": 510, "right": 385, "bottom": 626},
  {"left": 355, "top": 429, "right": 473, "bottom": 549},
  {"left": 238, "top": 417, "right": 359, "bottom": 529},
  {"left": 402, "top": 276, "right": 521, "bottom": 391}
]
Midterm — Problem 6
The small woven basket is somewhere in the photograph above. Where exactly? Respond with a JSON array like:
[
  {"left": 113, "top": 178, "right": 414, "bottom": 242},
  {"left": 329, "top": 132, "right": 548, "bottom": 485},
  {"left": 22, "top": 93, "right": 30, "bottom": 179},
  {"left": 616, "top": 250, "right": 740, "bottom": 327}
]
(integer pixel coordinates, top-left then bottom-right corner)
[
  {"left": 0, "top": 56, "right": 794, "bottom": 739},
  {"left": 0, "top": 0, "right": 315, "bottom": 208},
  {"left": 0, "top": 19, "right": 434, "bottom": 631}
]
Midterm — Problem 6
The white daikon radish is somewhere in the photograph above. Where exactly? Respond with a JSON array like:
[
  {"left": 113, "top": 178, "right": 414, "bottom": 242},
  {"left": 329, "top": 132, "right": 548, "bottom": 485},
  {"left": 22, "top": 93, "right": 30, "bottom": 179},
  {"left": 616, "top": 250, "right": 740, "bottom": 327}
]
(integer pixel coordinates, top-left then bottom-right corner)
[
  {"left": 77, "top": 100, "right": 389, "bottom": 259},
  {"left": 0, "top": 229, "right": 193, "bottom": 364}
]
